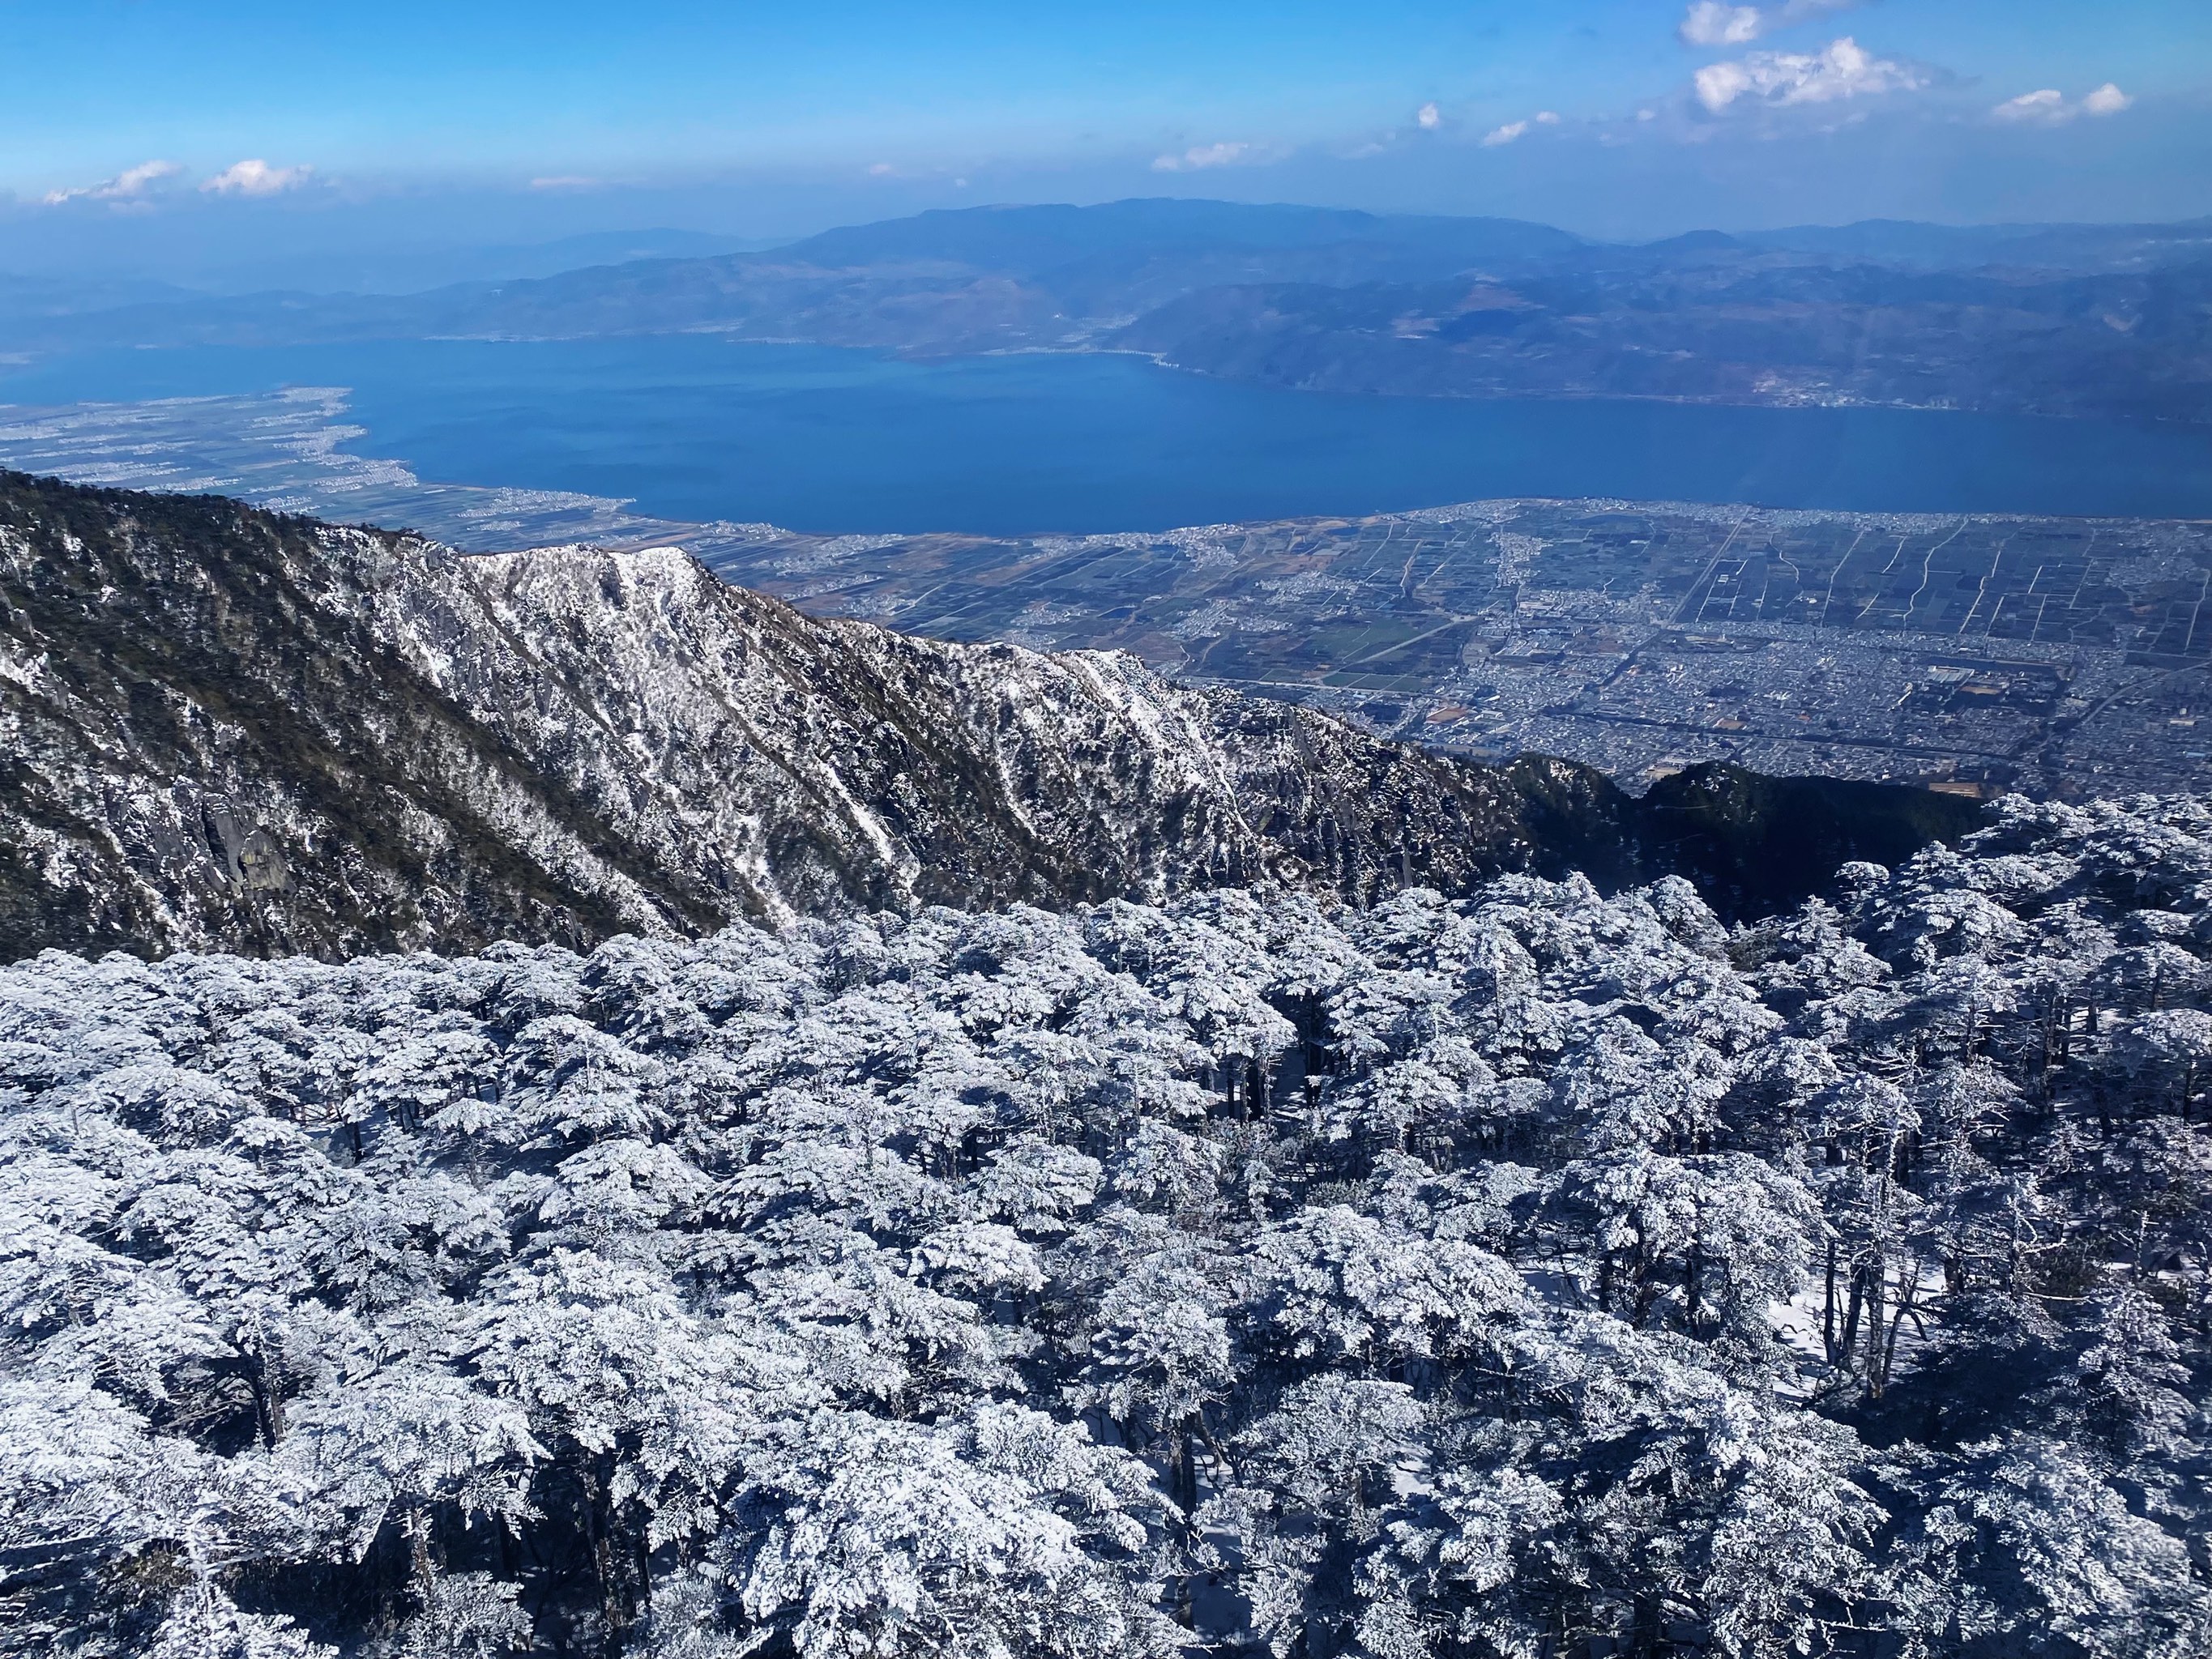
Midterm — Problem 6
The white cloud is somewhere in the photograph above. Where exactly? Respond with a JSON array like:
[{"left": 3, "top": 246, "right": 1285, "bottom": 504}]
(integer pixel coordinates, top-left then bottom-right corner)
[
  {"left": 530, "top": 175, "right": 600, "bottom": 190},
  {"left": 1990, "top": 88, "right": 2066, "bottom": 123},
  {"left": 1680, "top": 3, "right": 1762, "bottom": 47},
  {"left": 42, "top": 159, "right": 181, "bottom": 207},
  {"left": 200, "top": 159, "right": 314, "bottom": 197},
  {"left": 1679, "top": 0, "right": 1858, "bottom": 47},
  {"left": 1151, "top": 141, "right": 1253, "bottom": 172},
  {"left": 1991, "top": 82, "right": 2132, "bottom": 125},
  {"left": 1416, "top": 101, "right": 1441, "bottom": 130},
  {"left": 1693, "top": 36, "right": 1924, "bottom": 113},
  {"left": 1478, "top": 109, "right": 1561, "bottom": 147}
]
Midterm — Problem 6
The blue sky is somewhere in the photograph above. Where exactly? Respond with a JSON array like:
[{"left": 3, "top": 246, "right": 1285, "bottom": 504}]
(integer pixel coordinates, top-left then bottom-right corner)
[{"left": 4, "top": 0, "right": 2207, "bottom": 278}]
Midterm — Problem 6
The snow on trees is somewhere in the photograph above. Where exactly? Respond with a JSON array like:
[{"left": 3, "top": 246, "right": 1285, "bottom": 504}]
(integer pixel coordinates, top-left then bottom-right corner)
[{"left": 6, "top": 799, "right": 2212, "bottom": 1656}]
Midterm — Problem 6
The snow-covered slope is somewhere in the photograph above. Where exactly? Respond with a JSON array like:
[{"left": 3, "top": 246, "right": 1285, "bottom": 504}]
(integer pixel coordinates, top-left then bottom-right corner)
[{"left": 0, "top": 472, "right": 1537, "bottom": 957}]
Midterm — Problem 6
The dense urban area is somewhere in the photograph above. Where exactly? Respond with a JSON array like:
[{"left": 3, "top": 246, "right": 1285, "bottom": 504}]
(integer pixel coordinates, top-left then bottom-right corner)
[{"left": 714, "top": 500, "right": 2212, "bottom": 800}]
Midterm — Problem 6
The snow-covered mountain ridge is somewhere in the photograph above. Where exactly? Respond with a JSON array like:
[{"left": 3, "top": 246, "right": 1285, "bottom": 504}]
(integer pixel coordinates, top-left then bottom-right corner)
[
  {"left": 0, "top": 470, "right": 1975, "bottom": 960},
  {"left": 0, "top": 471, "right": 1543, "bottom": 957}
]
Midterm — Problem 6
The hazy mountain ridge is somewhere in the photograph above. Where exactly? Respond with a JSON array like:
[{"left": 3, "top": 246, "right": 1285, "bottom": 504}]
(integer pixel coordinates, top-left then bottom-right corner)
[
  {"left": 1115, "top": 254, "right": 2212, "bottom": 421},
  {"left": 0, "top": 471, "right": 1975, "bottom": 961},
  {"left": 6, "top": 199, "right": 2208, "bottom": 421},
  {"left": 0, "top": 202, "right": 1584, "bottom": 357}
]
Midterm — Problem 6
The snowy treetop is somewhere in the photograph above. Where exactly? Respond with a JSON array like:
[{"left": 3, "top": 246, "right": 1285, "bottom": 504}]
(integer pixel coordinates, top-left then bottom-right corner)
[{"left": 5, "top": 795, "right": 2211, "bottom": 1657}]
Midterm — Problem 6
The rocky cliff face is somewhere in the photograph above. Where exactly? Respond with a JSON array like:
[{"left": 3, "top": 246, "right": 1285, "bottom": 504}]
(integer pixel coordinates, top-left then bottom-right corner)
[{"left": 0, "top": 471, "right": 1550, "bottom": 958}]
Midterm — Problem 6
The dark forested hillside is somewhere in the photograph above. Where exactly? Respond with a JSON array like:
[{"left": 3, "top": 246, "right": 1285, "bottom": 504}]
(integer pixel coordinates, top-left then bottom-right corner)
[
  {"left": 6, "top": 796, "right": 2210, "bottom": 1658},
  {"left": 0, "top": 472, "right": 1975, "bottom": 960}
]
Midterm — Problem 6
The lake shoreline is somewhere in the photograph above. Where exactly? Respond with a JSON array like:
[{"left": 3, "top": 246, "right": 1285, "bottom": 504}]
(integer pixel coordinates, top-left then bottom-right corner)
[{"left": 4, "top": 335, "right": 2212, "bottom": 534}]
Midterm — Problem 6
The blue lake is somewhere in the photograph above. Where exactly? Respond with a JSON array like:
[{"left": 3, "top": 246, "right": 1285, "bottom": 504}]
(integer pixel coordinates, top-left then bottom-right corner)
[{"left": 5, "top": 335, "right": 2211, "bottom": 533}]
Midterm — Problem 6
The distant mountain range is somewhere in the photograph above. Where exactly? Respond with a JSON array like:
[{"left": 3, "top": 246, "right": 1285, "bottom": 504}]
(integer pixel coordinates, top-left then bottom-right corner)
[
  {"left": 0, "top": 471, "right": 1974, "bottom": 959},
  {"left": 6, "top": 198, "right": 2209, "bottom": 422}
]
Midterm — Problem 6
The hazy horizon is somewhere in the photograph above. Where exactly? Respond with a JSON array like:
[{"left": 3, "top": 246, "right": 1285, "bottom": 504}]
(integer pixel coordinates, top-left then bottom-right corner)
[
  {"left": 9, "top": 192, "right": 2212, "bottom": 301},
  {"left": 6, "top": 0, "right": 2207, "bottom": 286}
]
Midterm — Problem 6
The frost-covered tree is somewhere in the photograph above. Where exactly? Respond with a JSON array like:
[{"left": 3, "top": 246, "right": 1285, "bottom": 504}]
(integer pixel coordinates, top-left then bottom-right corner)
[{"left": 7, "top": 801, "right": 2212, "bottom": 1657}]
